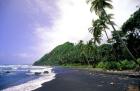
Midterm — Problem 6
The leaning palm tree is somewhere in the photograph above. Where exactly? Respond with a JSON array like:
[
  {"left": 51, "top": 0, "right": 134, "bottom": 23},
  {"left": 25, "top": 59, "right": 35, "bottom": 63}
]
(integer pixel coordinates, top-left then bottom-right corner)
[
  {"left": 88, "top": 20, "right": 102, "bottom": 65},
  {"left": 95, "top": 13, "right": 117, "bottom": 60},
  {"left": 94, "top": 12, "right": 115, "bottom": 41},
  {"left": 88, "top": 19, "right": 102, "bottom": 45},
  {"left": 87, "top": 0, "right": 138, "bottom": 64},
  {"left": 89, "top": 14, "right": 114, "bottom": 43}
]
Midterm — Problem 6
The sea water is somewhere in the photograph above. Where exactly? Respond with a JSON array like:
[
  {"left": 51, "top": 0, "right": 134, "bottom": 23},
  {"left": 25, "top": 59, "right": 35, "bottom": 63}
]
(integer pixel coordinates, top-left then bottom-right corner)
[{"left": 0, "top": 65, "right": 55, "bottom": 91}]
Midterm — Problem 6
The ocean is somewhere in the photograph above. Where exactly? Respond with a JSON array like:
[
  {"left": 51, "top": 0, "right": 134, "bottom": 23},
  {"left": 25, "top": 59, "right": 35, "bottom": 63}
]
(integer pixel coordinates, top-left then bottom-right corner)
[{"left": 0, "top": 65, "right": 55, "bottom": 91}]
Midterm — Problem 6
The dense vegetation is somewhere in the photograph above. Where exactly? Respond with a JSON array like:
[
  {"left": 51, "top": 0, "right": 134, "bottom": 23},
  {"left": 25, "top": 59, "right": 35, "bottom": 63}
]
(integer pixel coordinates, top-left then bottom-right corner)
[
  {"left": 34, "top": 1, "right": 140, "bottom": 70},
  {"left": 34, "top": 40, "right": 140, "bottom": 70}
]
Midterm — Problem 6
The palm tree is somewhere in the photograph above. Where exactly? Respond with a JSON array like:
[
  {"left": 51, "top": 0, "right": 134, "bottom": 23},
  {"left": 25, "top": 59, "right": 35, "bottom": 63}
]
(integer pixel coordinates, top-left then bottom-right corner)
[
  {"left": 91, "top": 13, "right": 115, "bottom": 41},
  {"left": 77, "top": 40, "right": 90, "bottom": 66},
  {"left": 87, "top": 0, "right": 113, "bottom": 15},
  {"left": 77, "top": 40, "right": 85, "bottom": 64},
  {"left": 83, "top": 45, "right": 91, "bottom": 66},
  {"left": 88, "top": 19, "right": 102, "bottom": 45},
  {"left": 88, "top": 20, "right": 102, "bottom": 65},
  {"left": 87, "top": 40, "right": 98, "bottom": 67},
  {"left": 98, "top": 12, "right": 115, "bottom": 40},
  {"left": 99, "top": 13, "right": 118, "bottom": 60},
  {"left": 87, "top": 0, "right": 138, "bottom": 64},
  {"left": 89, "top": 15, "right": 117, "bottom": 61}
]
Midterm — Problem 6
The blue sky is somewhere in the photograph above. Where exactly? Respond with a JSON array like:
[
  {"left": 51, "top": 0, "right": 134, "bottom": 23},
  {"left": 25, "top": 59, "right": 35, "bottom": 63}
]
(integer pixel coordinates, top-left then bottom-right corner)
[
  {"left": 0, "top": 0, "right": 139, "bottom": 64},
  {"left": 0, "top": 0, "right": 59, "bottom": 64}
]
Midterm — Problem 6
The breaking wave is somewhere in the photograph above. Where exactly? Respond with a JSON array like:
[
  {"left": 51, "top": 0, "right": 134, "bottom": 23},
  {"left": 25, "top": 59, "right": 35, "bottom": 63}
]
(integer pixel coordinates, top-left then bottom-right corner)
[{"left": 2, "top": 72, "right": 55, "bottom": 91}]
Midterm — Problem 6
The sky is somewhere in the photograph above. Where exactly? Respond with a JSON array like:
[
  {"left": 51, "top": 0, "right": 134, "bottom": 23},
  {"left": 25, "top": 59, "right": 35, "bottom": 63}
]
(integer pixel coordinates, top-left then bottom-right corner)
[{"left": 0, "top": 0, "right": 139, "bottom": 64}]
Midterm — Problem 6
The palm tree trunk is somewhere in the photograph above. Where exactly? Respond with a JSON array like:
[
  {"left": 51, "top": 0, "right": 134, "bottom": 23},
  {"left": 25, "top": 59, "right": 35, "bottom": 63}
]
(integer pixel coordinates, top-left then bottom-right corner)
[
  {"left": 104, "top": 30, "right": 117, "bottom": 61},
  {"left": 94, "top": 43, "right": 99, "bottom": 63},
  {"left": 103, "top": 9, "right": 139, "bottom": 65},
  {"left": 82, "top": 52, "right": 90, "bottom": 67},
  {"left": 104, "top": 30, "right": 109, "bottom": 39},
  {"left": 85, "top": 55, "right": 90, "bottom": 67}
]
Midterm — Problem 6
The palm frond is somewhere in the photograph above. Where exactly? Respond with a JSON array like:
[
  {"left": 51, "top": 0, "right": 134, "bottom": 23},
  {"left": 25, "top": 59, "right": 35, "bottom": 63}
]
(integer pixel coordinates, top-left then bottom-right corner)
[
  {"left": 89, "top": 0, "right": 113, "bottom": 15},
  {"left": 107, "top": 14, "right": 114, "bottom": 19},
  {"left": 86, "top": 0, "right": 93, "bottom": 4},
  {"left": 104, "top": 2, "right": 113, "bottom": 9}
]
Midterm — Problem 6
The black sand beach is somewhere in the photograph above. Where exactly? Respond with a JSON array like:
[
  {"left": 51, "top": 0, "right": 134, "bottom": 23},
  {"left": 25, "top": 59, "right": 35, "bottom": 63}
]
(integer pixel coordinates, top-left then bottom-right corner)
[{"left": 34, "top": 67, "right": 140, "bottom": 91}]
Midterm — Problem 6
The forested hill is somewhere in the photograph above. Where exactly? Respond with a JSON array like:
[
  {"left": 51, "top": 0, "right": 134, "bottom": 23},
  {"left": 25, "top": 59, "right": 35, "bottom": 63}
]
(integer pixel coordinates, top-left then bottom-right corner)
[
  {"left": 34, "top": 40, "right": 98, "bottom": 66},
  {"left": 34, "top": 8, "right": 140, "bottom": 70},
  {"left": 34, "top": 42, "right": 79, "bottom": 65}
]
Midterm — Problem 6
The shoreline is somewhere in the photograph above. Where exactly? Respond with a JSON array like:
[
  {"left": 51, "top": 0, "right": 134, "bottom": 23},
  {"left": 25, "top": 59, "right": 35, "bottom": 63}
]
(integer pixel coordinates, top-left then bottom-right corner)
[
  {"left": 2, "top": 66, "right": 139, "bottom": 91},
  {"left": 34, "top": 67, "right": 140, "bottom": 91},
  {"left": 2, "top": 73, "right": 56, "bottom": 91},
  {"left": 1, "top": 66, "right": 56, "bottom": 91},
  {"left": 70, "top": 67, "right": 140, "bottom": 78},
  {"left": 60, "top": 65, "right": 140, "bottom": 77}
]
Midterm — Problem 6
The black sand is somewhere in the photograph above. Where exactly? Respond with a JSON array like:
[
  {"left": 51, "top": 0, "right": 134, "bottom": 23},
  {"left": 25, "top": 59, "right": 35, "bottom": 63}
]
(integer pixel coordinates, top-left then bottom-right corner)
[{"left": 34, "top": 67, "right": 140, "bottom": 91}]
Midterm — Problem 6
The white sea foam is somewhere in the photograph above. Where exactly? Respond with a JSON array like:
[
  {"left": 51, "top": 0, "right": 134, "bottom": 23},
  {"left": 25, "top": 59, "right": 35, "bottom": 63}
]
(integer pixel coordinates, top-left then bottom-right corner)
[
  {"left": 2, "top": 72, "right": 55, "bottom": 91},
  {"left": 0, "top": 65, "right": 30, "bottom": 72},
  {"left": 2, "top": 66, "right": 56, "bottom": 91}
]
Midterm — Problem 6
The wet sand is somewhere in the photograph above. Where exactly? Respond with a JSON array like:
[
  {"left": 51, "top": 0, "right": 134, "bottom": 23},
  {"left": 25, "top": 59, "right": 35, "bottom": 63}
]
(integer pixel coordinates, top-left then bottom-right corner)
[{"left": 34, "top": 67, "right": 140, "bottom": 91}]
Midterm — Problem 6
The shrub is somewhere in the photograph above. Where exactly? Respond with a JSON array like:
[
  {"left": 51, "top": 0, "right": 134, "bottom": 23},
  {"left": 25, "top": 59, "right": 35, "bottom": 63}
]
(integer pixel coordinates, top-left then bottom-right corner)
[
  {"left": 137, "top": 58, "right": 140, "bottom": 64},
  {"left": 96, "top": 61, "right": 117, "bottom": 70},
  {"left": 96, "top": 59, "right": 136, "bottom": 70},
  {"left": 119, "top": 59, "right": 136, "bottom": 70},
  {"left": 96, "top": 61, "right": 106, "bottom": 69}
]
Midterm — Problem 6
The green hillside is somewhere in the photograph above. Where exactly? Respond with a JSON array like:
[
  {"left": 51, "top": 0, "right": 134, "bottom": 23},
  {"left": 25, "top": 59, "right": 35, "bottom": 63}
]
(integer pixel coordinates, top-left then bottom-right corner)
[{"left": 34, "top": 8, "right": 140, "bottom": 70}]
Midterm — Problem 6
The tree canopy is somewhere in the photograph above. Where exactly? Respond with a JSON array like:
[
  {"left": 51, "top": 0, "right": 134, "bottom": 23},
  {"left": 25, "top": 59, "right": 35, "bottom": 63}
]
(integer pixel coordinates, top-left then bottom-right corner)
[
  {"left": 121, "top": 8, "right": 140, "bottom": 58},
  {"left": 34, "top": 6, "right": 140, "bottom": 70}
]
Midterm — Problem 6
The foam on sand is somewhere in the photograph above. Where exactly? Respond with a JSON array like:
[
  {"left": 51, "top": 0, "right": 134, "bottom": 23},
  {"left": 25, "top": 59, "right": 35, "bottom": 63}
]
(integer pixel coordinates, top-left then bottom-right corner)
[{"left": 2, "top": 72, "right": 56, "bottom": 91}]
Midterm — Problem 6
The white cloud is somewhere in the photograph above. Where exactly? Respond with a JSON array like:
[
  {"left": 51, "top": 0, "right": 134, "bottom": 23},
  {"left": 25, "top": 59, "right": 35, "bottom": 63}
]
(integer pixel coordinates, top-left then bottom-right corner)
[
  {"left": 33, "top": 0, "right": 93, "bottom": 55},
  {"left": 31, "top": 0, "right": 139, "bottom": 59},
  {"left": 112, "top": 0, "right": 140, "bottom": 28},
  {"left": 1, "top": 0, "right": 138, "bottom": 64}
]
